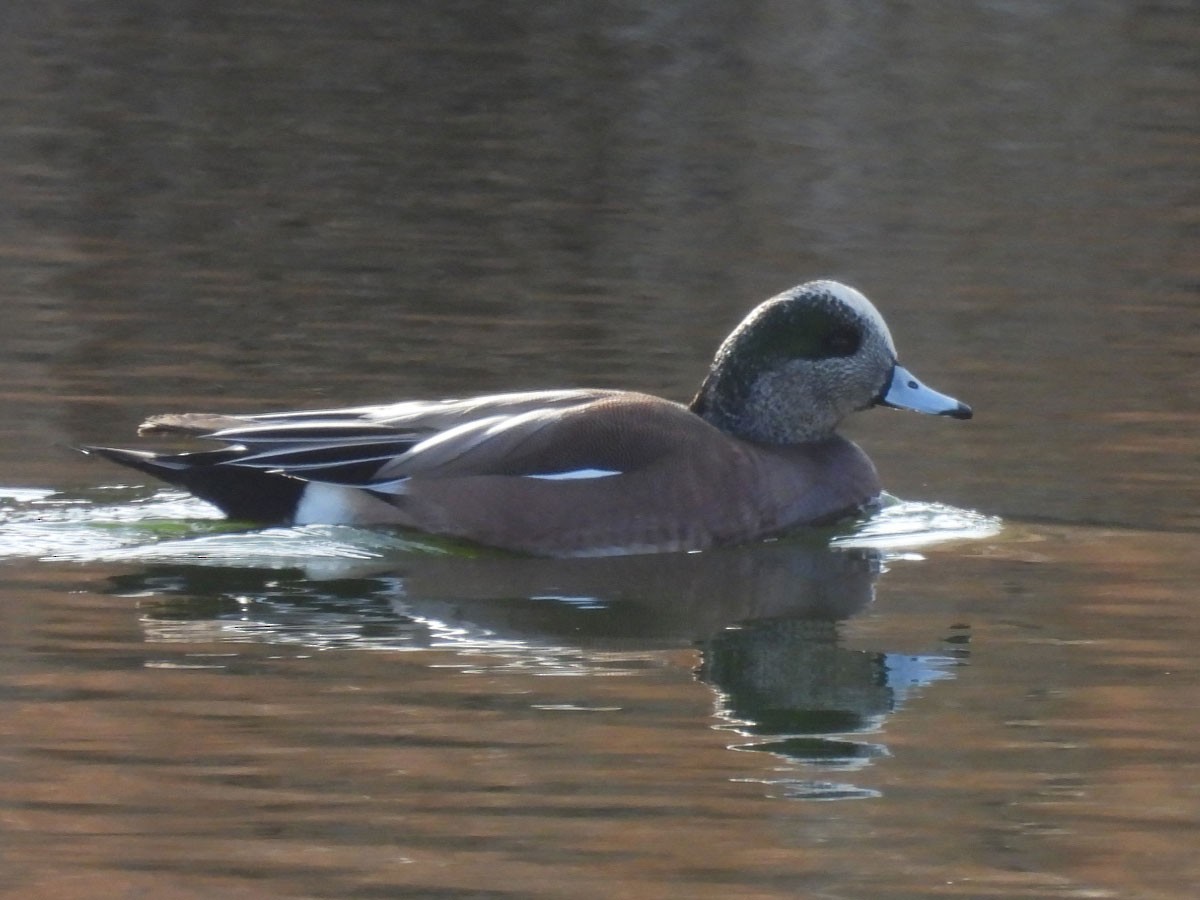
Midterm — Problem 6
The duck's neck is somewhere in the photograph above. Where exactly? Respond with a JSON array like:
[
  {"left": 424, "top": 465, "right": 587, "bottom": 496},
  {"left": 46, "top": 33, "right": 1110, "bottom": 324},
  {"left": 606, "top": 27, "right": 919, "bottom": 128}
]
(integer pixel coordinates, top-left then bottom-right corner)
[{"left": 689, "top": 371, "right": 836, "bottom": 446}]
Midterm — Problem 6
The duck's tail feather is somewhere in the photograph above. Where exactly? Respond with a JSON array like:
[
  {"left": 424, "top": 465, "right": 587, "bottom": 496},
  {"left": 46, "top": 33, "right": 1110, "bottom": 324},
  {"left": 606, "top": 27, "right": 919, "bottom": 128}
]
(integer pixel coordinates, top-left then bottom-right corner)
[{"left": 79, "top": 446, "right": 305, "bottom": 524}]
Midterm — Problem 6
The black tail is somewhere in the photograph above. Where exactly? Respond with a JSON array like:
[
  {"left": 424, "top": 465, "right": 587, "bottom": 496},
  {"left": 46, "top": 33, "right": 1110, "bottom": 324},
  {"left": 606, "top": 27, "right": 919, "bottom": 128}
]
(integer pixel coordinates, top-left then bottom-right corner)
[{"left": 80, "top": 446, "right": 305, "bottom": 524}]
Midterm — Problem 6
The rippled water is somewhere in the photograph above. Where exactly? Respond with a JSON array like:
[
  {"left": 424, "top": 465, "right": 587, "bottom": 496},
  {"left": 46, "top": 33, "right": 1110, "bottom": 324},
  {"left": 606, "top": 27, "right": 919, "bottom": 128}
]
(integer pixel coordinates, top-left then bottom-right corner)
[
  {"left": 1, "top": 484, "right": 998, "bottom": 564},
  {"left": 5, "top": 489, "right": 1195, "bottom": 897},
  {"left": 2, "top": 2, "right": 1198, "bottom": 898}
]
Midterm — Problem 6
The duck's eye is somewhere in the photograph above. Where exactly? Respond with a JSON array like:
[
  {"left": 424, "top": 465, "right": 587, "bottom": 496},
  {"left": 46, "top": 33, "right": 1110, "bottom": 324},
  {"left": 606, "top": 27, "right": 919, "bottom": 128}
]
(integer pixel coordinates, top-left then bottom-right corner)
[{"left": 823, "top": 326, "right": 860, "bottom": 357}]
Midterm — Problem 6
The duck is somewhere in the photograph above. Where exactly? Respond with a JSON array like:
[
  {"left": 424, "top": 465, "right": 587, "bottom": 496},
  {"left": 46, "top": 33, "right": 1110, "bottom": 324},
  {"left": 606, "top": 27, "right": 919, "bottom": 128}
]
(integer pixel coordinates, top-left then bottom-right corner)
[{"left": 83, "top": 280, "right": 971, "bottom": 557}]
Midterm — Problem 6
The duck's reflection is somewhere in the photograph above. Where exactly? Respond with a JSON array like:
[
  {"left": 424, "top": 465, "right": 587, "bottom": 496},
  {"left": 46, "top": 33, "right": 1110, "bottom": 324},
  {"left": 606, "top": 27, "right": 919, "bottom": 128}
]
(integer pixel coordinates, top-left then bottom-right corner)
[
  {"left": 108, "top": 538, "right": 967, "bottom": 799},
  {"left": 701, "top": 615, "right": 966, "bottom": 800},
  {"left": 117, "top": 539, "right": 882, "bottom": 646}
]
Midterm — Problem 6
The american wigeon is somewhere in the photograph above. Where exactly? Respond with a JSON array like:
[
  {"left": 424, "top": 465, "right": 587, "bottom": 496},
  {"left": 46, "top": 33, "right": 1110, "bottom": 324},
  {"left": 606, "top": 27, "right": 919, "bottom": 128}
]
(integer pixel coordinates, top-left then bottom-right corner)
[{"left": 84, "top": 281, "right": 971, "bottom": 556}]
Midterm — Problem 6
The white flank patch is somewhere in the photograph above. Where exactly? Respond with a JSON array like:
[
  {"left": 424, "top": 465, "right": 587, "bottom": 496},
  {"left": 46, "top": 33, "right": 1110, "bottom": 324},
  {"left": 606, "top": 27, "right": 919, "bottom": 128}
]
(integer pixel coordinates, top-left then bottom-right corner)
[
  {"left": 293, "top": 483, "right": 362, "bottom": 525},
  {"left": 524, "top": 468, "right": 622, "bottom": 481}
]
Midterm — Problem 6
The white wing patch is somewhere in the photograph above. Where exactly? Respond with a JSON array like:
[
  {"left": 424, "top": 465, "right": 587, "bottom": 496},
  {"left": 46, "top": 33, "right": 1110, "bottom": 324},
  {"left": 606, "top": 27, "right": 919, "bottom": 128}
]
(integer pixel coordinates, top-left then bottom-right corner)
[{"left": 523, "top": 468, "right": 622, "bottom": 481}]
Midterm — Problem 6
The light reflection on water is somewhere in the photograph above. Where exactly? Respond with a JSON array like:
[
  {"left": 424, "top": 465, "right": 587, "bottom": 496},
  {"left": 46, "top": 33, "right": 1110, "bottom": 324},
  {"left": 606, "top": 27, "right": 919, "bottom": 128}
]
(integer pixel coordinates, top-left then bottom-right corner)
[
  {"left": 0, "top": 483, "right": 1002, "bottom": 567},
  {"left": 5, "top": 478, "right": 1195, "bottom": 897},
  {"left": 0, "top": 482, "right": 995, "bottom": 809},
  {"left": 1, "top": 0, "right": 1196, "bottom": 895}
]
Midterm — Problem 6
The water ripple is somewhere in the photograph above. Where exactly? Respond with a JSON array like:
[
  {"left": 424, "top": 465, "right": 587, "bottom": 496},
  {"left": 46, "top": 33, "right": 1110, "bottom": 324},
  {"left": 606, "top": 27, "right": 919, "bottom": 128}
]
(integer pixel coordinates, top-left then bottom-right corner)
[{"left": 0, "top": 485, "right": 1000, "bottom": 566}]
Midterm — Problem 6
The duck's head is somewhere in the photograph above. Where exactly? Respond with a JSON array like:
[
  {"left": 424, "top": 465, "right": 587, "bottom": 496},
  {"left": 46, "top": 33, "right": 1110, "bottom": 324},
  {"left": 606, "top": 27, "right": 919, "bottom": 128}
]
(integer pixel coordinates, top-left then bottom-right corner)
[{"left": 690, "top": 280, "right": 972, "bottom": 444}]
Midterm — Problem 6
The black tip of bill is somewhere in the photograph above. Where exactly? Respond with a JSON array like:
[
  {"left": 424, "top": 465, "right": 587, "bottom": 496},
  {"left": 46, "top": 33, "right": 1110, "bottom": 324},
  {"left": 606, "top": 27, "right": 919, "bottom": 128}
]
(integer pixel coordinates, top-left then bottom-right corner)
[
  {"left": 879, "top": 364, "right": 973, "bottom": 420},
  {"left": 946, "top": 401, "right": 973, "bottom": 420}
]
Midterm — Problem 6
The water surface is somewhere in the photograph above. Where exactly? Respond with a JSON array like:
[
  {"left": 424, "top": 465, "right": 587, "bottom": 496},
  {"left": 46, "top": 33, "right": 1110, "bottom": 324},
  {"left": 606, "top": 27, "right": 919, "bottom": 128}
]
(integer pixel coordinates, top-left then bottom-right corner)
[{"left": 1, "top": 2, "right": 1198, "bottom": 898}]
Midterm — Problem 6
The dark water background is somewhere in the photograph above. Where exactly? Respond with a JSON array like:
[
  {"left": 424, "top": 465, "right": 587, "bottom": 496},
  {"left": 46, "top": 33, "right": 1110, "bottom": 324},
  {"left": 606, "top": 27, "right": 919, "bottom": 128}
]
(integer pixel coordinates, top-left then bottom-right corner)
[{"left": 1, "top": 3, "right": 1197, "bottom": 898}]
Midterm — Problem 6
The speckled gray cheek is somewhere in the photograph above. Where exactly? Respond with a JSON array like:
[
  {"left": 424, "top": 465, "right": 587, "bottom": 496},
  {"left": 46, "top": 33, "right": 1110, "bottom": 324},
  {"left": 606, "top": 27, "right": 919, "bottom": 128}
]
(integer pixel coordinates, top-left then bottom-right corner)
[
  {"left": 735, "top": 374, "right": 795, "bottom": 443},
  {"left": 737, "top": 362, "right": 832, "bottom": 443}
]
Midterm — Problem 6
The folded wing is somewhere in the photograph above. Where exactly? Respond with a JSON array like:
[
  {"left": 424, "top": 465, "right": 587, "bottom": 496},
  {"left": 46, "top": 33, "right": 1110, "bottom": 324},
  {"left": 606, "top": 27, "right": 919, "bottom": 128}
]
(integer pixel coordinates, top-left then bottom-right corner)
[{"left": 82, "top": 389, "right": 701, "bottom": 523}]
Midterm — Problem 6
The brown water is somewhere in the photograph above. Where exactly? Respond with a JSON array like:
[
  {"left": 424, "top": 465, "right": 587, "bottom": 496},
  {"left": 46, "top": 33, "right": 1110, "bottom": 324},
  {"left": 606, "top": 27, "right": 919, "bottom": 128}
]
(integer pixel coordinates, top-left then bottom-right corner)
[{"left": 1, "top": 3, "right": 1198, "bottom": 898}]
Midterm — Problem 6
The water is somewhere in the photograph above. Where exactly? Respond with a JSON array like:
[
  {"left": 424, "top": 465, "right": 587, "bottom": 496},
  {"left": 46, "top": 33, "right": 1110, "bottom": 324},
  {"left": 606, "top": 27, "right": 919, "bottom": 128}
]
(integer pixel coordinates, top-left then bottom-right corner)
[{"left": 2, "top": 2, "right": 1198, "bottom": 898}]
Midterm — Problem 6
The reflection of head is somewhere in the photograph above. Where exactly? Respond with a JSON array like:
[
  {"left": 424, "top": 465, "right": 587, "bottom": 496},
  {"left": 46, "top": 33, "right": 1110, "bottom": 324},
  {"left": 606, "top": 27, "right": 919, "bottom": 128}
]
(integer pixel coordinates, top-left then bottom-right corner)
[
  {"left": 702, "top": 618, "right": 894, "bottom": 736},
  {"left": 701, "top": 618, "right": 963, "bottom": 790}
]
